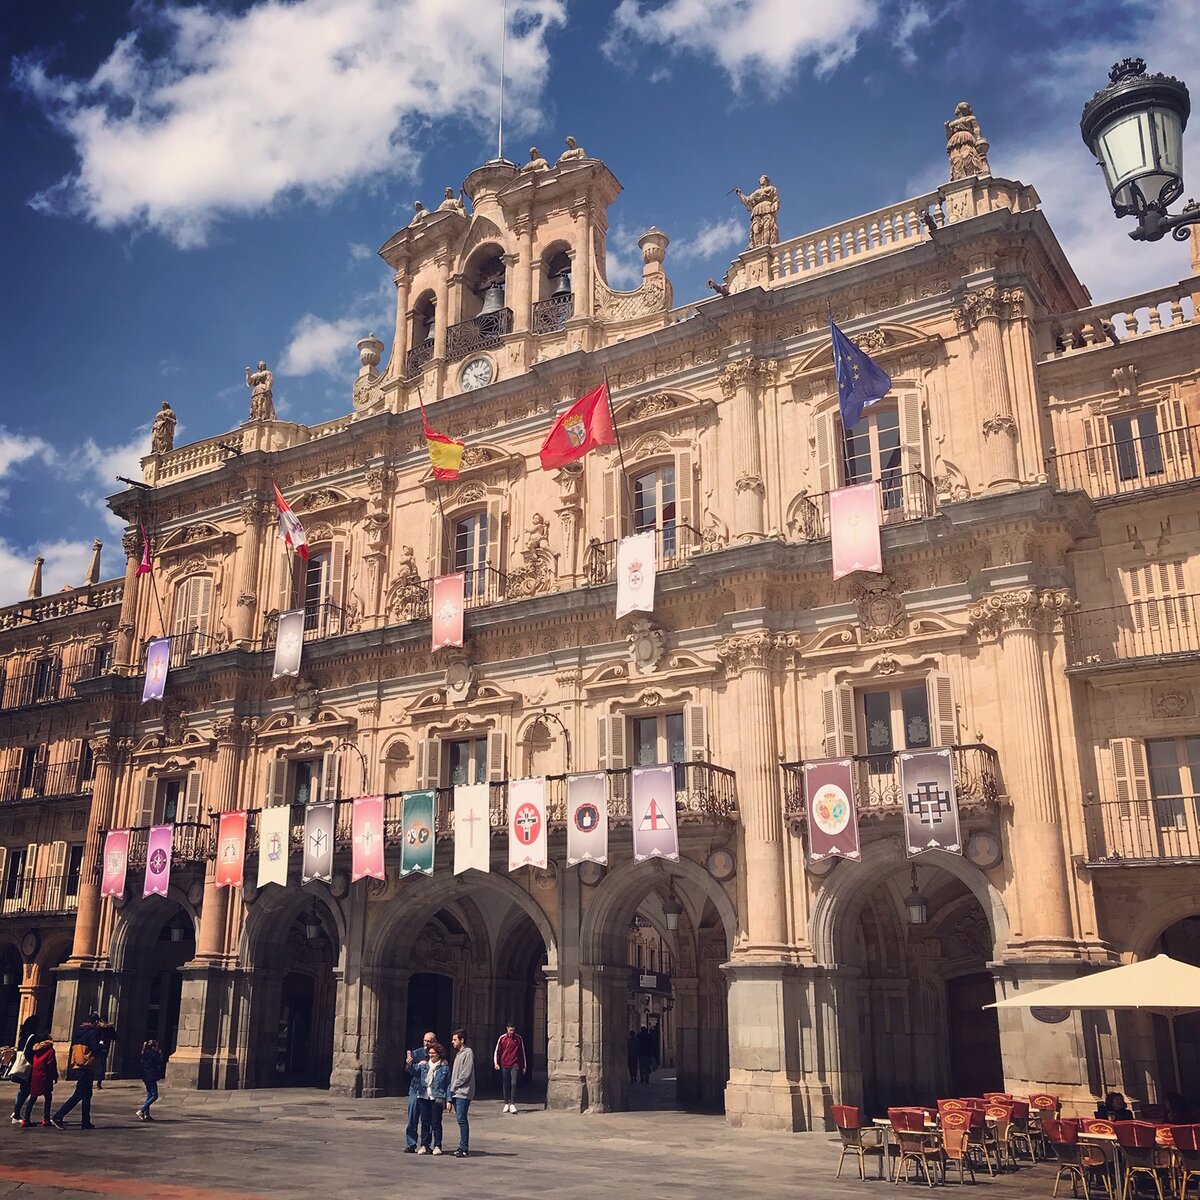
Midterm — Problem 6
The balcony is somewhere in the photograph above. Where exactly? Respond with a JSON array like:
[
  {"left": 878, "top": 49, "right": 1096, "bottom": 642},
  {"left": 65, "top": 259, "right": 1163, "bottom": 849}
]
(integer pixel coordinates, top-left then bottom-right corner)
[
  {"left": 584, "top": 523, "right": 701, "bottom": 585},
  {"left": 1049, "top": 425, "right": 1200, "bottom": 502},
  {"left": 141, "top": 630, "right": 223, "bottom": 671},
  {"left": 0, "top": 660, "right": 103, "bottom": 710},
  {"left": 0, "top": 760, "right": 93, "bottom": 805},
  {"left": 123, "top": 822, "right": 213, "bottom": 871},
  {"left": 793, "top": 471, "right": 936, "bottom": 539},
  {"left": 233, "top": 761, "right": 738, "bottom": 859},
  {"left": 1064, "top": 595, "right": 1200, "bottom": 670},
  {"left": 0, "top": 876, "right": 80, "bottom": 918},
  {"left": 446, "top": 308, "right": 513, "bottom": 362},
  {"left": 532, "top": 292, "right": 574, "bottom": 334},
  {"left": 1084, "top": 795, "right": 1200, "bottom": 866},
  {"left": 263, "top": 602, "right": 348, "bottom": 648},
  {"left": 405, "top": 337, "right": 434, "bottom": 378},
  {"left": 781, "top": 744, "right": 1001, "bottom": 823}
]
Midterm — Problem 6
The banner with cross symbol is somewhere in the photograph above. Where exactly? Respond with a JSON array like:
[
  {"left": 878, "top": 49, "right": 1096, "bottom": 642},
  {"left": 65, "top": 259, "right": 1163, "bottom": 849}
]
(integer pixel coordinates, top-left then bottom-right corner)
[
  {"left": 899, "top": 747, "right": 962, "bottom": 856},
  {"left": 507, "top": 776, "right": 548, "bottom": 871}
]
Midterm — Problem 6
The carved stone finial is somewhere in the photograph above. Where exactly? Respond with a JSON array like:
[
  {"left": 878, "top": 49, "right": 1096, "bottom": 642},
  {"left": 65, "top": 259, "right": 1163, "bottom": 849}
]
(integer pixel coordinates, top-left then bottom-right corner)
[
  {"left": 1110, "top": 57, "right": 1147, "bottom": 83},
  {"left": 151, "top": 400, "right": 176, "bottom": 455},
  {"left": 733, "top": 175, "right": 780, "bottom": 249},
  {"left": 945, "top": 101, "right": 991, "bottom": 182},
  {"left": 28, "top": 555, "right": 43, "bottom": 599},
  {"left": 244, "top": 360, "right": 276, "bottom": 422},
  {"left": 83, "top": 539, "right": 102, "bottom": 587},
  {"left": 357, "top": 333, "right": 384, "bottom": 377}
]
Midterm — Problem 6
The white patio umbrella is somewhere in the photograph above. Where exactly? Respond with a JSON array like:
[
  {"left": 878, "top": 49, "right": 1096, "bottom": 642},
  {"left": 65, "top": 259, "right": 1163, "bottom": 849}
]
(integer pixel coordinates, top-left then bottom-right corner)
[{"left": 988, "top": 954, "right": 1200, "bottom": 1093}]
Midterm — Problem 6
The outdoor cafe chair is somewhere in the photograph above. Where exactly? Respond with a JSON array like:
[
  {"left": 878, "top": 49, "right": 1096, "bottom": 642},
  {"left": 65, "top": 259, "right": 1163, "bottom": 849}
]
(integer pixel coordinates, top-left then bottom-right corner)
[
  {"left": 1113, "top": 1120, "right": 1169, "bottom": 1200},
  {"left": 940, "top": 1111, "right": 977, "bottom": 1185},
  {"left": 832, "top": 1104, "right": 888, "bottom": 1181},
  {"left": 1168, "top": 1124, "right": 1200, "bottom": 1200},
  {"left": 1031, "top": 1096, "right": 1063, "bottom": 1159},
  {"left": 964, "top": 1107, "right": 999, "bottom": 1177},
  {"left": 1043, "top": 1119, "right": 1113, "bottom": 1200},
  {"left": 985, "top": 1104, "right": 1019, "bottom": 1172},
  {"left": 893, "top": 1127, "right": 943, "bottom": 1188},
  {"left": 1008, "top": 1099, "right": 1038, "bottom": 1162}
]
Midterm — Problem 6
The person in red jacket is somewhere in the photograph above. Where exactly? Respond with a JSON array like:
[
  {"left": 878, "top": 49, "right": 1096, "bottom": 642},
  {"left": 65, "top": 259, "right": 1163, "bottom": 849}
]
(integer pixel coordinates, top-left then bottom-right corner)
[
  {"left": 20, "top": 1033, "right": 58, "bottom": 1127},
  {"left": 493, "top": 1023, "right": 526, "bottom": 1114}
]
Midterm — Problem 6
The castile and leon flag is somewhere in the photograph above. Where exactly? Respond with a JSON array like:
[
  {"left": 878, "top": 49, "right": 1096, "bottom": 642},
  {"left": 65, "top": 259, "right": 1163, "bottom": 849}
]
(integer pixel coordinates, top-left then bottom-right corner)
[{"left": 539, "top": 381, "right": 616, "bottom": 470}]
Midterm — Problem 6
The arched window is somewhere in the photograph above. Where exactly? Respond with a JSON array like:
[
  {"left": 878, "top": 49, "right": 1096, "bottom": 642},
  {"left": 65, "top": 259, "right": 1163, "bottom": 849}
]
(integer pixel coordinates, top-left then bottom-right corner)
[
  {"left": 291, "top": 543, "right": 345, "bottom": 638},
  {"left": 533, "top": 249, "right": 573, "bottom": 333},
  {"left": 407, "top": 291, "right": 436, "bottom": 377},
  {"left": 454, "top": 512, "right": 489, "bottom": 599},
  {"left": 842, "top": 404, "right": 903, "bottom": 512},
  {"left": 172, "top": 575, "right": 213, "bottom": 663},
  {"left": 631, "top": 465, "right": 677, "bottom": 556},
  {"left": 450, "top": 248, "right": 511, "bottom": 361}
]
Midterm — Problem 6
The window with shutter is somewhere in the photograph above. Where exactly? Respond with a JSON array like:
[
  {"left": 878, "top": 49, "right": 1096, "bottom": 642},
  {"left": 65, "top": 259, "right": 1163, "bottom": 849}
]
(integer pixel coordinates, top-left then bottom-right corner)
[
  {"left": 135, "top": 778, "right": 158, "bottom": 826},
  {"left": 173, "top": 575, "right": 213, "bottom": 660},
  {"left": 486, "top": 730, "right": 507, "bottom": 782},
  {"left": 1123, "top": 560, "right": 1190, "bottom": 640},
  {"left": 926, "top": 672, "right": 958, "bottom": 748},
  {"left": 675, "top": 448, "right": 695, "bottom": 536},
  {"left": 327, "top": 541, "right": 346, "bottom": 634},
  {"left": 814, "top": 410, "right": 839, "bottom": 495},
  {"left": 415, "top": 739, "right": 440, "bottom": 790},
  {"left": 181, "top": 771, "right": 203, "bottom": 823},
  {"left": 821, "top": 686, "right": 840, "bottom": 758},
  {"left": 898, "top": 392, "right": 925, "bottom": 477},
  {"left": 1110, "top": 410, "right": 1164, "bottom": 481},
  {"left": 0, "top": 850, "right": 8, "bottom": 905},
  {"left": 602, "top": 467, "right": 620, "bottom": 544},
  {"left": 22, "top": 842, "right": 38, "bottom": 900},
  {"left": 266, "top": 757, "right": 289, "bottom": 808},
  {"left": 684, "top": 702, "right": 709, "bottom": 762},
  {"left": 47, "top": 840, "right": 67, "bottom": 910},
  {"left": 1109, "top": 737, "right": 1150, "bottom": 818},
  {"left": 842, "top": 405, "right": 903, "bottom": 513},
  {"left": 320, "top": 748, "right": 342, "bottom": 803}
]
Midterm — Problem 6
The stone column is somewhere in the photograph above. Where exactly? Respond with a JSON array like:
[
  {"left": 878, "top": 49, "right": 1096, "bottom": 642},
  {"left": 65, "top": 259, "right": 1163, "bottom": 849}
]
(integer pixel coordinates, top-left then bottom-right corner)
[
  {"left": 955, "top": 287, "right": 1023, "bottom": 489},
  {"left": 512, "top": 211, "right": 534, "bottom": 332},
  {"left": 571, "top": 204, "right": 594, "bottom": 348},
  {"left": 721, "top": 360, "right": 773, "bottom": 541},
  {"left": 233, "top": 495, "right": 268, "bottom": 645},
  {"left": 114, "top": 528, "right": 143, "bottom": 669},
  {"left": 432, "top": 256, "right": 451, "bottom": 362},
  {"left": 391, "top": 263, "right": 411, "bottom": 381}
]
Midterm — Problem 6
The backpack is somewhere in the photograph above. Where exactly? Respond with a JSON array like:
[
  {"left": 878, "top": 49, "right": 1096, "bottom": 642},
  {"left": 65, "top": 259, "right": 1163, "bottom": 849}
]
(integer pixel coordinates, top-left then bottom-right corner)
[{"left": 69, "top": 1042, "right": 96, "bottom": 1072}]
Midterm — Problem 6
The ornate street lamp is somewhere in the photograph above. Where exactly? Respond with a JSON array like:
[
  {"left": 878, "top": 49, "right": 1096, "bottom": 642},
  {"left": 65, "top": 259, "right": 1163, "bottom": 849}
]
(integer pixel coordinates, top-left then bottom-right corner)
[
  {"left": 904, "top": 865, "right": 929, "bottom": 927},
  {"left": 1080, "top": 58, "right": 1198, "bottom": 242},
  {"left": 661, "top": 878, "right": 683, "bottom": 933},
  {"left": 302, "top": 899, "right": 323, "bottom": 942}
]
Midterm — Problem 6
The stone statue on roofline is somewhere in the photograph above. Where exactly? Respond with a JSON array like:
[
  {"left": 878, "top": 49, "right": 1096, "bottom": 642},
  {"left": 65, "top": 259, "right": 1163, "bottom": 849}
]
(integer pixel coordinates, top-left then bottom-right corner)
[
  {"left": 945, "top": 101, "right": 991, "bottom": 181},
  {"left": 558, "top": 135, "right": 586, "bottom": 163},
  {"left": 245, "top": 360, "right": 276, "bottom": 422},
  {"left": 437, "top": 187, "right": 465, "bottom": 215},
  {"left": 522, "top": 146, "right": 550, "bottom": 173},
  {"left": 734, "top": 175, "right": 780, "bottom": 250},
  {"left": 151, "top": 400, "right": 176, "bottom": 454},
  {"left": 409, "top": 200, "right": 428, "bottom": 226}
]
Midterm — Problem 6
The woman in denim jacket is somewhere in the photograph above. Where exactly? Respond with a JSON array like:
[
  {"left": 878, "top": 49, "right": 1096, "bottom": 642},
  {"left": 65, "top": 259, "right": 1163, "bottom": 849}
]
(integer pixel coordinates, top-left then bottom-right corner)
[{"left": 410, "top": 1043, "right": 451, "bottom": 1153}]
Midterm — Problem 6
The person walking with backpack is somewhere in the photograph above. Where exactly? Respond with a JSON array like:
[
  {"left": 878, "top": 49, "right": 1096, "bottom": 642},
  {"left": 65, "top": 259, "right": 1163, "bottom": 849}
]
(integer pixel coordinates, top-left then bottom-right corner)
[
  {"left": 19, "top": 1030, "right": 58, "bottom": 1127},
  {"left": 9, "top": 1015, "right": 39, "bottom": 1124},
  {"left": 136, "top": 1039, "right": 164, "bottom": 1122},
  {"left": 52, "top": 1012, "right": 101, "bottom": 1130},
  {"left": 447, "top": 1030, "right": 475, "bottom": 1158},
  {"left": 493, "top": 1022, "right": 526, "bottom": 1114}
]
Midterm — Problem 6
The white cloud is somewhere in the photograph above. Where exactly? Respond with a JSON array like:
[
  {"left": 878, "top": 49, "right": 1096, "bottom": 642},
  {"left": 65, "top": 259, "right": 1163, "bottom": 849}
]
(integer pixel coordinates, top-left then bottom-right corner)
[
  {"left": 18, "top": 0, "right": 566, "bottom": 247},
  {"left": 895, "top": 2, "right": 933, "bottom": 65},
  {"left": 278, "top": 313, "right": 364, "bottom": 377},
  {"left": 607, "top": 0, "right": 881, "bottom": 84},
  {"left": 603, "top": 223, "right": 644, "bottom": 289},
  {"left": 349, "top": 242, "right": 374, "bottom": 262},
  {"left": 58, "top": 427, "right": 155, "bottom": 534},
  {"left": 670, "top": 216, "right": 744, "bottom": 264},
  {"left": 0, "top": 429, "right": 50, "bottom": 478},
  {"left": 0, "top": 539, "right": 102, "bottom": 607}
]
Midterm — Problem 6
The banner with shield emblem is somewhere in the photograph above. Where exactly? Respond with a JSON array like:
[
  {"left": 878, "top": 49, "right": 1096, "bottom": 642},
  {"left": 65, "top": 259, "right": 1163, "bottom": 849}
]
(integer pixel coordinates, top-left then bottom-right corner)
[
  {"left": 215, "top": 810, "right": 247, "bottom": 888},
  {"left": 100, "top": 829, "right": 130, "bottom": 898},
  {"left": 899, "top": 747, "right": 962, "bottom": 855},
  {"left": 400, "top": 790, "right": 435, "bottom": 876},
  {"left": 803, "top": 758, "right": 861, "bottom": 862}
]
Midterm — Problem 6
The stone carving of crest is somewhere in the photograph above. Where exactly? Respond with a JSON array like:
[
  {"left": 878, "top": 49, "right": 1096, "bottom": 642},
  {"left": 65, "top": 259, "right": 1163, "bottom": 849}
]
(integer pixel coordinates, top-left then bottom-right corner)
[
  {"left": 627, "top": 619, "right": 666, "bottom": 675},
  {"left": 855, "top": 576, "right": 906, "bottom": 643}
]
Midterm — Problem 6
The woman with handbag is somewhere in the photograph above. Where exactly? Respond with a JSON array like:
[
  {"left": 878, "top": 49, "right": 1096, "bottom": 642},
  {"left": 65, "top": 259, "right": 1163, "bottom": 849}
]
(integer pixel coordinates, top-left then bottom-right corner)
[
  {"left": 9, "top": 1015, "right": 38, "bottom": 1124},
  {"left": 19, "top": 1031, "right": 58, "bottom": 1127}
]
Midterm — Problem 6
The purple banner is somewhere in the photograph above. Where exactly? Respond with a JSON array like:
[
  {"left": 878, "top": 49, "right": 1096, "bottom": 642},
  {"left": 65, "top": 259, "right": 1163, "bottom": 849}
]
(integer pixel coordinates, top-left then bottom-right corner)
[
  {"left": 900, "top": 748, "right": 962, "bottom": 855},
  {"left": 143, "top": 637, "right": 170, "bottom": 702},
  {"left": 143, "top": 824, "right": 174, "bottom": 897},
  {"left": 631, "top": 765, "right": 679, "bottom": 863},
  {"left": 804, "top": 758, "right": 861, "bottom": 862},
  {"left": 100, "top": 829, "right": 129, "bottom": 899}
]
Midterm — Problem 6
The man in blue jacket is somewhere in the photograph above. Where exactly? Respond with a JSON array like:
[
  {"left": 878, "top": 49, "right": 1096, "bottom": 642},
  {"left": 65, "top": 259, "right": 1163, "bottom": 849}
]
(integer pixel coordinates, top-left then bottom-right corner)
[{"left": 403, "top": 1031, "right": 436, "bottom": 1152}]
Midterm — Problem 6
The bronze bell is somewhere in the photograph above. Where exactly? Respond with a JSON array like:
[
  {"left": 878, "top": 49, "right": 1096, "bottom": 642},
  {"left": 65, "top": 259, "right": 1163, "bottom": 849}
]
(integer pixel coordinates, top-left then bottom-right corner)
[
  {"left": 479, "top": 281, "right": 506, "bottom": 314},
  {"left": 550, "top": 270, "right": 572, "bottom": 296}
]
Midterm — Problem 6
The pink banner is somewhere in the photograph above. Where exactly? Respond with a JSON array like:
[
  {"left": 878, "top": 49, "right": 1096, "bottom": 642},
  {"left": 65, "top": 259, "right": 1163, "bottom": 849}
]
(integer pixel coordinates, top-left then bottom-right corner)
[
  {"left": 215, "top": 811, "right": 247, "bottom": 889},
  {"left": 803, "top": 758, "right": 861, "bottom": 862},
  {"left": 100, "top": 829, "right": 130, "bottom": 899},
  {"left": 507, "top": 777, "right": 547, "bottom": 871},
  {"left": 631, "top": 764, "right": 679, "bottom": 863},
  {"left": 830, "top": 482, "right": 883, "bottom": 580},
  {"left": 431, "top": 573, "right": 465, "bottom": 650},
  {"left": 143, "top": 824, "right": 174, "bottom": 897},
  {"left": 352, "top": 795, "right": 386, "bottom": 882}
]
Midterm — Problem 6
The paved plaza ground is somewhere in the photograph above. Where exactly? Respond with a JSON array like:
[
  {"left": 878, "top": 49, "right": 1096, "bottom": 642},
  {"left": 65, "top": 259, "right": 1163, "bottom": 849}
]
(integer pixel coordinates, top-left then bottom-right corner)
[{"left": 0, "top": 1076, "right": 1060, "bottom": 1199}]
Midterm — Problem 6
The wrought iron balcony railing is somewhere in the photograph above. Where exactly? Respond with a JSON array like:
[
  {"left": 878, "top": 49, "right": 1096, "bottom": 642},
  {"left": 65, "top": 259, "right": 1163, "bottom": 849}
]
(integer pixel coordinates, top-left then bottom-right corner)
[
  {"left": 1084, "top": 795, "right": 1200, "bottom": 865},
  {"left": 780, "top": 744, "right": 1001, "bottom": 821},
  {"left": 263, "top": 602, "right": 347, "bottom": 648},
  {"left": 446, "top": 308, "right": 513, "bottom": 362},
  {"left": 0, "top": 660, "right": 104, "bottom": 710},
  {"left": 0, "top": 760, "right": 92, "bottom": 805},
  {"left": 405, "top": 337, "right": 435, "bottom": 377},
  {"left": 140, "top": 630, "right": 222, "bottom": 672},
  {"left": 1049, "top": 424, "right": 1200, "bottom": 501},
  {"left": 794, "top": 471, "right": 936, "bottom": 540},
  {"left": 583, "top": 523, "right": 701, "bottom": 586},
  {"left": 0, "top": 875, "right": 80, "bottom": 918},
  {"left": 123, "top": 822, "right": 214, "bottom": 872},
  {"left": 532, "top": 292, "right": 574, "bottom": 334},
  {"left": 1064, "top": 594, "right": 1200, "bottom": 669}
]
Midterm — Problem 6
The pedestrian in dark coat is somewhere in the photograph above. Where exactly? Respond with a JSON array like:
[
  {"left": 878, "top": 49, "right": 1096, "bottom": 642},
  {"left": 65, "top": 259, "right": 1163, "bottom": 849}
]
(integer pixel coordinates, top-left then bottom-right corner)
[
  {"left": 21, "top": 1037, "right": 58, "bottom": 1127},
  {"left": 136, "top": 1039, "right": 164, "bottom": 1121}
]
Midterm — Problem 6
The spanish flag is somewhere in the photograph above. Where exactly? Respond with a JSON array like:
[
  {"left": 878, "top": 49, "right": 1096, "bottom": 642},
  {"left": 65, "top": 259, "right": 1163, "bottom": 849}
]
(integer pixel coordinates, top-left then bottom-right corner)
[{"left": 419, "top": 395, "right": 465, "bottom": 480}]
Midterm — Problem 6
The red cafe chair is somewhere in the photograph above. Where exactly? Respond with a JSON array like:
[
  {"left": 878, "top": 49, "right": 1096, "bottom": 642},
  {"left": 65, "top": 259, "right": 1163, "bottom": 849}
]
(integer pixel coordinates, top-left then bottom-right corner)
[
  {"left": 832, "top": 1104, "right": 887, "bottom": 1181},
  {"left": 1113, "top": 1121, "right": 1169, "bottom": 1200}
]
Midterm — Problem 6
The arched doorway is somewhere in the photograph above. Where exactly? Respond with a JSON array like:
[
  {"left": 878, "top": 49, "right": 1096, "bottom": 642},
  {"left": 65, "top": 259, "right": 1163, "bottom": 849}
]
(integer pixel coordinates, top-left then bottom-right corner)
[
  {"left": 0, "top": 944, "right": 21, "bottom": 1045},
  {"left": 1149, "top": 915, "right": 1200, "bottom": 1100}
]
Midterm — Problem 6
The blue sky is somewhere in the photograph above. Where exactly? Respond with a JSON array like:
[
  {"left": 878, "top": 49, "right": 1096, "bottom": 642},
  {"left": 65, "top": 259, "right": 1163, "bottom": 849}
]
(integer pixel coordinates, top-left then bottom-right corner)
[{"left": 1, "top": 0, "right": 1196, "bottom": 603}]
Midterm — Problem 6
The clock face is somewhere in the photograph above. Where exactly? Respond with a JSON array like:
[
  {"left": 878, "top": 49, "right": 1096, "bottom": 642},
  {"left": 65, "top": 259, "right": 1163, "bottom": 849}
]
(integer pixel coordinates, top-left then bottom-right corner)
[{"left": 459, "top": 356, "right": 494, "bottom": 392}]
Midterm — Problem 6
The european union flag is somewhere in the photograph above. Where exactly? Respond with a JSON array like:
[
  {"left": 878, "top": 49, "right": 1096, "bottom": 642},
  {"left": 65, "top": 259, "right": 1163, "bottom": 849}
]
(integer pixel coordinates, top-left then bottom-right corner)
[{"left": 831, "top": 318, "right": 892, "bottom": 429}]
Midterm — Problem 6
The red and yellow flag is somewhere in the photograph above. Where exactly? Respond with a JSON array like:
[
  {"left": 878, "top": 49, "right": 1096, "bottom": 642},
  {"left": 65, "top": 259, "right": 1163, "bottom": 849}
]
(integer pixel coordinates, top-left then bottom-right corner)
[{"left": 419, "top": 395, "right": 465, "bottom": 480}]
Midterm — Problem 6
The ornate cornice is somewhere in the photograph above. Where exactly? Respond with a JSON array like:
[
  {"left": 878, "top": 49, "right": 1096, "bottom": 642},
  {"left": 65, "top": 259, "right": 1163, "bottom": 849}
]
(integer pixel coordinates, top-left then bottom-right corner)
[
  {"left": 212, "top": 715, "right": 248, "bottom": 746},
  {"left": 717, "top": 631, "right": 784, "bottom": 675},
  {"left": 718, "top": 356, "right": 778, "bottom": 399},
  {"left": 968, "top": 587, "right": 1072, "bottom": 636},
  {"left": 953, "top": 286, "right": 1025, "bottom": 331}
]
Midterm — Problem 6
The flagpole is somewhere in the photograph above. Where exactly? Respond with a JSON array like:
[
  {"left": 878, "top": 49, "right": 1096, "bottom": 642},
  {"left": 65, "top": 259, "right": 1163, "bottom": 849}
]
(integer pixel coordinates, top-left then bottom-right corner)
[
  {"left": 497, "top": 0, "right": 507, "bottom": 161},
  {"left": 140, "top": 508, "right": 168, "bottom": 636},
  {"left": 603, "top": 371, "right": 638, "bottom": 529},
  {"left": 417, "top": 383, "right": 456, "bottom": 574}
]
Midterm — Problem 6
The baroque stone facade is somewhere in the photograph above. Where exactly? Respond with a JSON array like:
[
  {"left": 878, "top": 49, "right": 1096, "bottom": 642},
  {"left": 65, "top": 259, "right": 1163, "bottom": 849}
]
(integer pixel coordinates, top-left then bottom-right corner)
[{"left": 3, "top": 134, "right": 1200, "bottom": 1131}]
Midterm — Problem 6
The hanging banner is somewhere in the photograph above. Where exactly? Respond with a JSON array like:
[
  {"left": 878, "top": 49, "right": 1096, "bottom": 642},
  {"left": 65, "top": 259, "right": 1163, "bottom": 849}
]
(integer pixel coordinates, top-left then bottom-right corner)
[
  {"left": 431, "top": 573, "right": 465, "bottom": 650},
  {"left": 631, "top": 764, "right": 679, "bottom": 862},
  {"left": 900, "top": 747, "right": 962, "bottom": 856},
  {"left": 453, "top": 783, "right": 491, "bottom": 876},
  {"left": 273, "top": 608, "right": 305, "bottom": 679},
  {"left": 143, "top": 824, "right": 174, "bottom": 898},
  {"left": 803, "top": 758, "right": 861, "bottom": 862},
  {"left": 400, "top": 790, "right": 436, "bottom": 876},
  {"left": 352, "top": 795, "right": 386, "bottom": 882},
  {"left": 302, "top": 803, "right": 335, "bottom": 884},
  {"left": 100, "top": 829, "right": 130, "bottom": 898},
  {"left": 257, "top": 804, "right": 291, "bottom": 888},
  {"left": 508, "top": 777, "right": 547, "bottom": 871},
  {"left": 215, "top": 810, "right": 248, "bottom": 888},
  {"left": 830, "top": 481, "right": 883, "bottom": 580},
  {"left": 566, "top": 772, "right": 608, "bottom": 866},
  {"left": 615, "top": 531, "right": 657, "bottom": 619},
  {"left": 143, "top": 637, "right": 170, "bottom": 702}
]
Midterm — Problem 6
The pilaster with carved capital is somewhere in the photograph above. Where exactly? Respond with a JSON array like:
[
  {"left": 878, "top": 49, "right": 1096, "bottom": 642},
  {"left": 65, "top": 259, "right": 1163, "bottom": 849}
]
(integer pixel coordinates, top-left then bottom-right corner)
[
  {"left": 968, "top": 588, "right": 1072, "bottom": 639},
  {"left": 720, "top": 359, "right": 777, "bottom": 542},
  {"left": 717, "top": 631, "right": 785, "bottom": 677}
]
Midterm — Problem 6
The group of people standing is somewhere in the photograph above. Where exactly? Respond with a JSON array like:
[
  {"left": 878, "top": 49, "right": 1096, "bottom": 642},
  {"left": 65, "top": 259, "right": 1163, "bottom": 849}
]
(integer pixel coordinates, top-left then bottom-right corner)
[
  {"left": 627, "top": 1025, "right": 660, "bottom": 1085},
  {"left": 7, "top": 1012, "right": 163, "bottom": 1129},
  {"left": 403, "top": 1023, "right": 528, "bottom": 1157}
]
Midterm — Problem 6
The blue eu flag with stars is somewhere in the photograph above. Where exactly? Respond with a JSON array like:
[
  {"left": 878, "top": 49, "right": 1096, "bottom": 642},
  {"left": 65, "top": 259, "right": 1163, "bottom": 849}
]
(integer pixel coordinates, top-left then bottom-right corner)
[{"left": 831, "top": 318, "right": 892, "bottom": 430}]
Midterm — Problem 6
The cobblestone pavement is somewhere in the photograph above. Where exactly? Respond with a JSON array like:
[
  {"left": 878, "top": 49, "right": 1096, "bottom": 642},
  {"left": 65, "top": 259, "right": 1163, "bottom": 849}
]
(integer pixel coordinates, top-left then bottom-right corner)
[{"left": 0, "top": 1078, "right": 1059, "bottom": 1199}]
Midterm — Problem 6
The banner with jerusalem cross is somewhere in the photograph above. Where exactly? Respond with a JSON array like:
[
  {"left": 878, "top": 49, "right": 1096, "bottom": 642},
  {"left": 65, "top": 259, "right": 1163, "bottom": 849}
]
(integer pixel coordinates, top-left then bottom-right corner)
[
  {"left": 899, "top": 747, "right": 962, "bottom": 856},
  {"left": 631, "top": 764, "right": 679, "bottom": 862},
  {"left": 508, "top": 776, "right": 547, "bottom": 871},
  {"left": 566, "top": 772, "right": 608, "bottom": 866},
  {"left": 400, "top": 790, "right": 436, "bottom": 877}
]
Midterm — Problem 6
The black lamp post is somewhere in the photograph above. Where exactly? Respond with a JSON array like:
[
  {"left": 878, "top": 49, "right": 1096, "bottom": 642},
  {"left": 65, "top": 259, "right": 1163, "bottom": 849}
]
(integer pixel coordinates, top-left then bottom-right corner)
[{"left": 1081, "top": 58, "right": 1198, "bottom": 242}]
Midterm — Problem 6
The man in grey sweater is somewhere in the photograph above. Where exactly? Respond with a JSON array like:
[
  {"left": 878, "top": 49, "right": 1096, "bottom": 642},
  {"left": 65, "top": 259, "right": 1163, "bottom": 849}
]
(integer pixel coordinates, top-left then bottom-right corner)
[{"left": 448, "top": 1029, "right": 476, "bottom": 1158}]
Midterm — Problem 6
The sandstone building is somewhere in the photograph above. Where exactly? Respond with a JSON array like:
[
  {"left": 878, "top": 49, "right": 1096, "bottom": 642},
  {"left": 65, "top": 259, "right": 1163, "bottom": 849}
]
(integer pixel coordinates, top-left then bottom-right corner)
[{"left": 1, "top": 119, "right": 1198, "bottom": 1130}]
